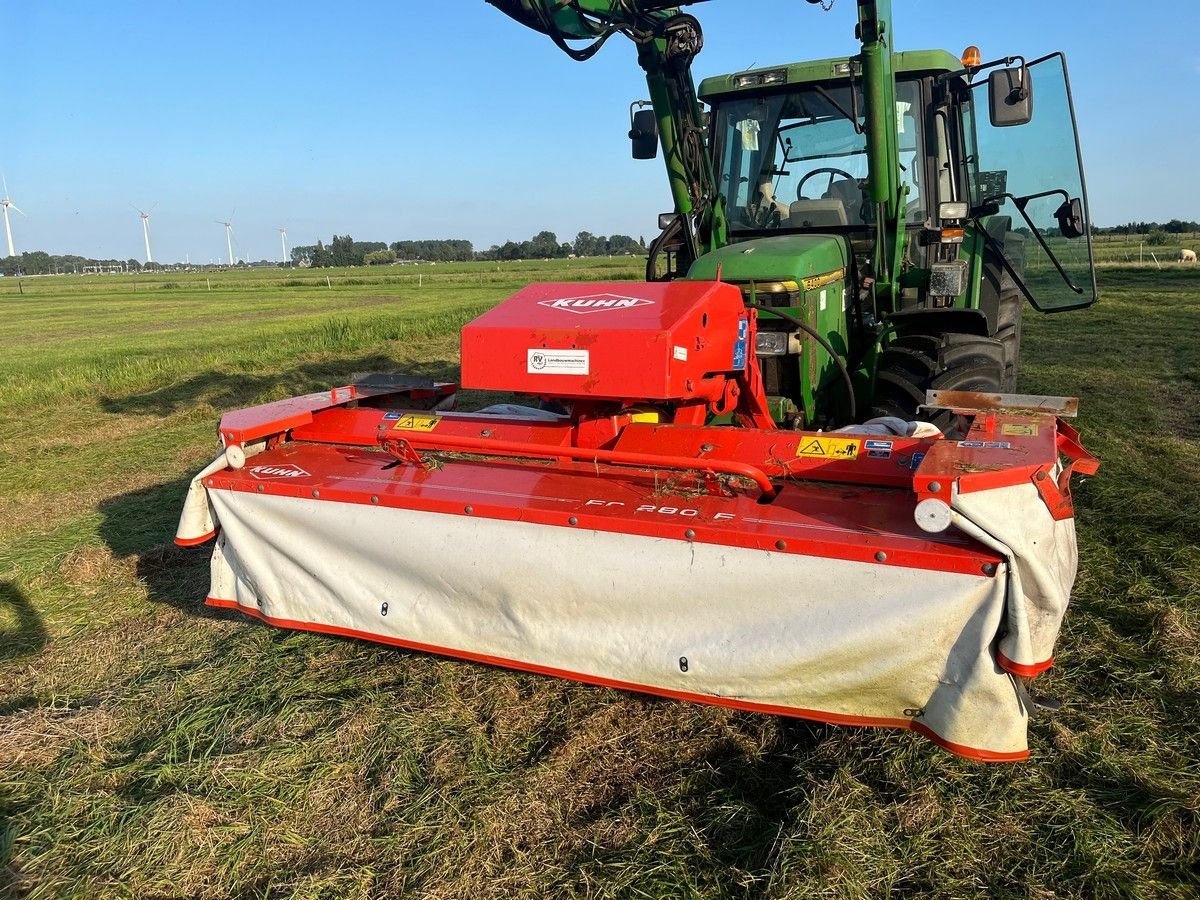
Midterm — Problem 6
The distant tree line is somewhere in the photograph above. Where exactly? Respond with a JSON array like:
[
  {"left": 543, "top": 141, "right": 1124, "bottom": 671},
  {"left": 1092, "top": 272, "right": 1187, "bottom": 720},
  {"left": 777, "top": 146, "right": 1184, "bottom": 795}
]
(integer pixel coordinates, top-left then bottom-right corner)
[
  {"left": 1094, "top": 220, "right": 1199, "bottom": 236},
  {"left": 0, "top": 252, "right": 289, "bottom": 276},
  {"left": 1090, "top": 221, "right": 1199, "bottom": 248},
  {"left": 292, "top": 230, "right": 647, "bottom": 268},
  {"left": 0, "top": 252, "right": 138, "bottom": 277}
]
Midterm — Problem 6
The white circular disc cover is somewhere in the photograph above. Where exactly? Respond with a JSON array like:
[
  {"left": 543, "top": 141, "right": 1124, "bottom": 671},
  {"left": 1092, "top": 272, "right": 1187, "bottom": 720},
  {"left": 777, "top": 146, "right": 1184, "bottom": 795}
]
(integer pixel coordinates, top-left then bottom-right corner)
[
  {"left": 914, "top": 497, "right": 952, "bottom": 533},
  {"left": 225, "top": 444, "right": 247, "bottom": 470}
]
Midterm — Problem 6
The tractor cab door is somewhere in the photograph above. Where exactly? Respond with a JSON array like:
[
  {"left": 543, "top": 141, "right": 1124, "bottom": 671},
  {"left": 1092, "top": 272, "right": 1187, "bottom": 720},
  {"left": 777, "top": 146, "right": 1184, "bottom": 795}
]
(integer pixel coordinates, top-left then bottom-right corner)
[{"left": 964, "top": 52, "right": 1098, "bottom": 312}]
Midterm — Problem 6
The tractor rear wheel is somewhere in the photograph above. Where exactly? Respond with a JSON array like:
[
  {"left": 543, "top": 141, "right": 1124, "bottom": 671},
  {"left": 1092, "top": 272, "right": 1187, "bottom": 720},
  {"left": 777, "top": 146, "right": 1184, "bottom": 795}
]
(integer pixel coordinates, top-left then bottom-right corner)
[
  {"left": 982, "top": 230, "right": 1026, "bottom": 391},
  {"left": 869, "top": 332, "right": 1006, "bottom": 431}
]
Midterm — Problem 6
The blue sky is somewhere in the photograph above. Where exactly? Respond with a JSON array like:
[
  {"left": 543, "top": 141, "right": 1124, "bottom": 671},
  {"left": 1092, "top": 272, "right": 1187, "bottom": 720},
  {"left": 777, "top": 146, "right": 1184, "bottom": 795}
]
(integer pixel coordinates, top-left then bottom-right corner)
[{"left": 3, "top": 1, "right": 1196, "bottom": 263}]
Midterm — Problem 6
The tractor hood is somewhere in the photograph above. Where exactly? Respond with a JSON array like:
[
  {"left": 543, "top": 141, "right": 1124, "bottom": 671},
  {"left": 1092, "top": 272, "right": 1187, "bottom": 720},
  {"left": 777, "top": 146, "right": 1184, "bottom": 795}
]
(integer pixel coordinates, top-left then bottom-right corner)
[{"left": 686, "top": 234, "right": 849, "bottom": 288}]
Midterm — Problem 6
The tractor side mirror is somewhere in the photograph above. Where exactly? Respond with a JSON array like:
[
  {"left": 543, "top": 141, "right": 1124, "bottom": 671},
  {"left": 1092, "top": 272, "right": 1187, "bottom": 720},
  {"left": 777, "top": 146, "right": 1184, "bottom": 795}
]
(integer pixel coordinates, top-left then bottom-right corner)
[
  {"left": 1055, "top": 197, "right": 1085, "bottom": 239},
  {"left": 630, "top": 108, "right": 659, "bottom": 160},
  {"left": 988, "top": 66, "right": 1034, "bottom": 127}
]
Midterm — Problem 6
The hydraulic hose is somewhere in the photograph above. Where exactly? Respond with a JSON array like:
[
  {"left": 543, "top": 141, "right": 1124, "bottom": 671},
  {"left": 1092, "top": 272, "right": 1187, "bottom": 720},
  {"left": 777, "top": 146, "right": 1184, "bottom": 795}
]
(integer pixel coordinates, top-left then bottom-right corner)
[{"left": 748, "top": 303, "right": 858, "bottom": 423}]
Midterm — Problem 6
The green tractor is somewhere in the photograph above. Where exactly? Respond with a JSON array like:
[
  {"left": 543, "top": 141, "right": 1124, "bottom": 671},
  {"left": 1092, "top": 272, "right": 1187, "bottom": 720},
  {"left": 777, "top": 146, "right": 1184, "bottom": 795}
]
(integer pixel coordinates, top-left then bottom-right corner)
[{"left": 489, "top": 0, "right": 1097, "bottom": 429}]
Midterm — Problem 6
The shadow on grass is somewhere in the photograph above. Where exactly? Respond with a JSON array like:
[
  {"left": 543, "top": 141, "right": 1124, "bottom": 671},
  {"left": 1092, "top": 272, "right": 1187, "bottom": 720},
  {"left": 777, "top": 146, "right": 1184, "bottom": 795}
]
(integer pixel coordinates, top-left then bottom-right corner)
[
  {"left": 99, "top": 356, "right": 459, "bottom": 417},
  {"left": 97, "top": 476, "right": 215, "bottom": 617},
  {"left": 0, "top": 581, "right": 48, "bottom": 664}
]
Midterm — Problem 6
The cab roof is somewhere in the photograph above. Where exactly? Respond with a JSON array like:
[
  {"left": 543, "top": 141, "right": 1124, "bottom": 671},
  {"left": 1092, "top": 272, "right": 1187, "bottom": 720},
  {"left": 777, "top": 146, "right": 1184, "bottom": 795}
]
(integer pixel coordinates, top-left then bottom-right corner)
[{"left": 698, "top": 50, "right": 963, "bottom": 101}]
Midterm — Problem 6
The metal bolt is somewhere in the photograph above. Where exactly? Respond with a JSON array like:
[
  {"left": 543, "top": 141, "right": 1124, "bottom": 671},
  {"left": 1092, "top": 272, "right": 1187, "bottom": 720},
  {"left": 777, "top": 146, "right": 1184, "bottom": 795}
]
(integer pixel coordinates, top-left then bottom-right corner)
[
  {"left": 928, "top": 481, "right": 942, "bottom": 493},
  {"left": 1036, "top": 470, "right": 1047, "bottom": 482},
  {"left": 679, "top": 657, "right": 689, "bottom": 673},
  {"left": 983, "top": 563, "right": 998, "bottom": 576},
  {"left": 206, "top": 479, "right": 214, "bottom": 487},
  {"left": 381, "top": 602, "right": 389, "bottom": 616},
  {"left": 312, "top": 490, "right": 320, "bottom": 499},
  {"left": 875, "top": 551, "right": 888, "bottom": 563},
  {"left": 684, "top": 529, "right": 696, "bottom": 540},
  {"left": 370, "top": 495, "right": 379, "bottom": 505},
  {"left": 256, "top": 484, "right": 264, "bottom": 493},
  {"left": 775, "top": 540, "right": 787, "bottom": 551},
  {"left": 700, "top": 443, "right": 714, "bottom": 453},
  {"left": 568, "top": 516, "right": 578, "bottom": 526},
  {"left": 464, "top": 505, "right": 474, "bottom": 515},
  {"left": 481, "top": 429, "right": 493, "bottom": 437}
]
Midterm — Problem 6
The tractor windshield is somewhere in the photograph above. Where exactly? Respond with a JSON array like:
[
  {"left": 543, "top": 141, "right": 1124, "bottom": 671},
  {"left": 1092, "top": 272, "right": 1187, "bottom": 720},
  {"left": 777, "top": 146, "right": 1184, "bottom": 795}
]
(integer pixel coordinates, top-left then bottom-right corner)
[{"left": 713, "top": 80, "right": 925, "bottom": 233}]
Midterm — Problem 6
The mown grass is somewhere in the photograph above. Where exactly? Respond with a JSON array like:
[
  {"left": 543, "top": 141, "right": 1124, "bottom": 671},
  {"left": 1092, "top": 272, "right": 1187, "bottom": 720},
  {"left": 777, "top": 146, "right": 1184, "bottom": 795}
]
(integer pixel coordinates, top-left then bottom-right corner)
[{"left": 1, "top": 260, "right": 1197, "bottom": 898}]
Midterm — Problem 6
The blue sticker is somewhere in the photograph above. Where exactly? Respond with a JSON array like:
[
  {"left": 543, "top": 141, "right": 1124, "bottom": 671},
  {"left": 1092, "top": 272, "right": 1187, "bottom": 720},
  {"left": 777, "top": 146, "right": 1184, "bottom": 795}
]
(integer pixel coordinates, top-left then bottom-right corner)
[
  {"left": 910, "top": 451, "right": 926, "bottom": 469},
  {"left": 738, "top": 319, "right": 749, "bottom": 340},
  {"left": 959, "top": 440, "right": 985, "bottom": 448},
  {"left": 865, "top": 439, "right": 894, "bottom": 451},
  {"left": 382, "top": 411, "right": 403, "bottom": 420},
  {"left": 732, "top": 339, "right": 748, "bottom": 369}
]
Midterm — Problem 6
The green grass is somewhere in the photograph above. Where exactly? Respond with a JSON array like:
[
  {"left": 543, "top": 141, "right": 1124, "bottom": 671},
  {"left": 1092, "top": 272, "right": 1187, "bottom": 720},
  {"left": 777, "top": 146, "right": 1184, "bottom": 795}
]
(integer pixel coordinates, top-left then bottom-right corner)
[{"left": 1, "top": 260, "right": 1197, "bottom": 898}]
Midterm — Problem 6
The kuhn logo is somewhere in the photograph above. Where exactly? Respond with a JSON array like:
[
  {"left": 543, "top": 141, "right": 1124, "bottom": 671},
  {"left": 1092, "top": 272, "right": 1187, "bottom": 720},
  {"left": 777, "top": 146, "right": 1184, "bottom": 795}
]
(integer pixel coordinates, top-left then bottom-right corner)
[
  {"left": 249, "top": 464, "right": 311, "bottom": 480},
  {"left": 537, "top": 293, "right": 655, "bottom": 315}
]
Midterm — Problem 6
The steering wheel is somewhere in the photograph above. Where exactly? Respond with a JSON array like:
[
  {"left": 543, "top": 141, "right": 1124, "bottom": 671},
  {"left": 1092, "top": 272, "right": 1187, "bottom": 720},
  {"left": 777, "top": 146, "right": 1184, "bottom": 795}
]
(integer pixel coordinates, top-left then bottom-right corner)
[{"left": 797, "top": 167, "right": 859, "bottom": 200}]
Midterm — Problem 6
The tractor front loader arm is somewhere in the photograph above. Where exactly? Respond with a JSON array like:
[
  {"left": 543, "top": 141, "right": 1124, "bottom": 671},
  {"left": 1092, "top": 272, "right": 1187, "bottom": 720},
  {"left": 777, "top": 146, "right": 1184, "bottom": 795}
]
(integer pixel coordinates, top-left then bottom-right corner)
[
  {"left": 490, "top": 0, "right": 907, "bottom": 298},
  {"left": 486, "top": 0, "right": 725, "bottom": 268}
]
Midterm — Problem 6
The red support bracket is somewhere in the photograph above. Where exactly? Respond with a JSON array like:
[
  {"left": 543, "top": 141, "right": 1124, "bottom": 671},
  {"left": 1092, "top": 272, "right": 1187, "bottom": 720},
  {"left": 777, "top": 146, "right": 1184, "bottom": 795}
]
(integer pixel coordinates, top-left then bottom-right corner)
[{"left": 1033, "top": 417, "right": 1100, "bottom": 520}]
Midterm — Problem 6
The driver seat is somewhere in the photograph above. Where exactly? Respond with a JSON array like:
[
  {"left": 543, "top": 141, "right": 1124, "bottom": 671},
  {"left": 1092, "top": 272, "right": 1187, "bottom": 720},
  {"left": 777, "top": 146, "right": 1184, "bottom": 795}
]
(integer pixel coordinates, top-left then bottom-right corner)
[
  {"left": 788, "top": 199, "right": 848, "bottom": 228},
  {"left": 824, "top": 178, "right": 866, "bottom": 223}
]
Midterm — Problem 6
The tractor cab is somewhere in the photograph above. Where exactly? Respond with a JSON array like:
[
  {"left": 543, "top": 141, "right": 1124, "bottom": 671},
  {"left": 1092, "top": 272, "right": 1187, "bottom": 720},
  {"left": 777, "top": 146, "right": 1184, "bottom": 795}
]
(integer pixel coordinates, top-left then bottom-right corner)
[
  {"left": 692, "top": 50, "right": 1097, "bottom": 312},
  {"left": 640, "top": 48, "right": 1097, "bottom": 429}
]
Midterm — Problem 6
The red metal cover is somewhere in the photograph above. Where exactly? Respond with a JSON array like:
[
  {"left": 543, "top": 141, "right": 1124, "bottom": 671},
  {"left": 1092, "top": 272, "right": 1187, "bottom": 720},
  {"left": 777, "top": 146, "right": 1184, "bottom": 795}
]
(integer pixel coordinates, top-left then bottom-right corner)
[{"left": 460, "top": 280, "right": 748, "bottom": 401}]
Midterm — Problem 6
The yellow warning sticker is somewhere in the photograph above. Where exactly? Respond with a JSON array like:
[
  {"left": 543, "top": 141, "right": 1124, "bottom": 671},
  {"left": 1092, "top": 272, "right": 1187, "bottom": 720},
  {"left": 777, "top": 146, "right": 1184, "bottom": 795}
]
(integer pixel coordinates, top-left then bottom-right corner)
[
  {"left": 392, "top": 413, "right": 441, "bottom": 432},
  {"left": 1001, "top": 423, "right": 1038, "bottom": 437},
  {"left": 795, "top": 436, "right": 861, "bottom": 460}
]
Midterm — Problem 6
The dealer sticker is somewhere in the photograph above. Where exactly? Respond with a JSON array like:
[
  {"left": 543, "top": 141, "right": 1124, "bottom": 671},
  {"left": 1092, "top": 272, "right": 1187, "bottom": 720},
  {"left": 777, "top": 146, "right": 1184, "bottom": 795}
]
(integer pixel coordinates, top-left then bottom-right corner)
[
  {"left": 1002, "top": 423, "right": 1038, "bottom": 436},
  {"left": 528, "top": 349, "right": 590, "bottom": 375},
  {"left": 796, "top": 436, "right": 861, "bottom": 459},
  {"left": 392, "top": 413, "right": 441, "bottom": 432},
  {"left": 864, "top": 438, "right": 893, "bottom": 460}
]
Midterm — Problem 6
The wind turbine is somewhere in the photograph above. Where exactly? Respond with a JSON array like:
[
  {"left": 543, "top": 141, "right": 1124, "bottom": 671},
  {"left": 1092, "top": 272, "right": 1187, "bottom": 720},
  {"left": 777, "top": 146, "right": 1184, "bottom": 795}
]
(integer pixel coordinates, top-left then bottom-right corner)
[
  {"left": 279, "top": 226, "right": 288, "bottom": 264},
  {"left": 216, "top": 212, "right": 235, "bottom": 266},
  {"left": 133, "top": 203, "right": 157, "bottom": 264},
  {"left": 1, "top": 174, "right": 25, "bottom": 258}
]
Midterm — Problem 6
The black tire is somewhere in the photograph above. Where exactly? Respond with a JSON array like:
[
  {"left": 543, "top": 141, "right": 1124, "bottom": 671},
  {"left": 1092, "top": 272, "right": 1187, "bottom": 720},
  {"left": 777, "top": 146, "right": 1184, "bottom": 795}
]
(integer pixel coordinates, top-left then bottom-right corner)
[
  {"left": 981, "top": 230, "right": 1026, "bottom": 391},
  {"left": 870, "top": 332, "right": 1006, "bottom": 431}
]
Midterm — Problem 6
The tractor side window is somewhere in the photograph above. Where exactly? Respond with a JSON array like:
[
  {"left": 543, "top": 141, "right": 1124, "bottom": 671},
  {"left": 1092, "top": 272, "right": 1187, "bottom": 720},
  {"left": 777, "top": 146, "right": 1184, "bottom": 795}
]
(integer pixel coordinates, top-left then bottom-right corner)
[
  {"left": 895, "top": 82, "right": 926, "bottom": 223},
  {"left": 967, "top": 53, "right": 1097, "bottom": 311}
]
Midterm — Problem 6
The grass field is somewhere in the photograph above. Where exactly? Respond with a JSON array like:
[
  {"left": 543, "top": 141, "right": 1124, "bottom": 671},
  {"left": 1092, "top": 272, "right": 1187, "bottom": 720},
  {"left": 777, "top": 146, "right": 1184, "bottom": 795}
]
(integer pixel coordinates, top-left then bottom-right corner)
[{"left": 1, "top": 258, "right": 1197, "bottom": 898}]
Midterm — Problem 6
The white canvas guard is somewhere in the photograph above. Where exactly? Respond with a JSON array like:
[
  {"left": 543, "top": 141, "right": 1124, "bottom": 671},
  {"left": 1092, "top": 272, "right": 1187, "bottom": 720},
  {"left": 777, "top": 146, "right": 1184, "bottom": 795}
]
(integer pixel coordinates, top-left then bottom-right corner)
[
  {"left": 194, "top": 485, "right": 1079, "bottom": 761},
  {"left": 952, "top": 481, "right": 1078, "bottom": 676}
]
